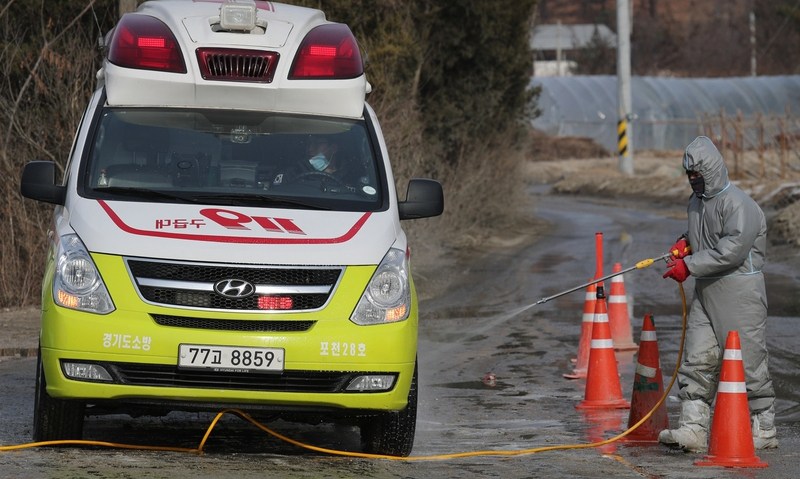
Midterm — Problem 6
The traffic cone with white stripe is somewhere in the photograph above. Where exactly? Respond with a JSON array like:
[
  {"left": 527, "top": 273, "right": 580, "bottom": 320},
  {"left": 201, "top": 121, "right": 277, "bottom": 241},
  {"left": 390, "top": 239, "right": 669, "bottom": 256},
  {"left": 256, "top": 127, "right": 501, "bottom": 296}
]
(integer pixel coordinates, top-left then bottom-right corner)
[
  {"left": 576, "top": 286, "right": 631, "bottom": 410},
  {"left": 623, "top": 313, "right": 668, "bottom": 442},
  {"left": 695, "top": 330, "right": 768, "bottom": 468},
  {"left": 608, "top": 263, "right": 637, "bottom": 351},
  {"left": 563, "top": 280, "right": 595, "bottom": 379}
]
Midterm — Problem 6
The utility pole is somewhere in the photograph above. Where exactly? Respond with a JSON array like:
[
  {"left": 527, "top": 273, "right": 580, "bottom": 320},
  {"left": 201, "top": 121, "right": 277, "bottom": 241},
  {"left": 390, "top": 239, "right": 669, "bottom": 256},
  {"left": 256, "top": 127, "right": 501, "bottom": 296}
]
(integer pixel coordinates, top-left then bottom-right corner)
[
  {"left": 616, "top": 0, "right": 633, "bottom": 175},
  {"left": 750, "top": 10, "right": 757, "bottom": 77},
  {"left": 556, "top": 20, "right": 563, "bottom": 76}
]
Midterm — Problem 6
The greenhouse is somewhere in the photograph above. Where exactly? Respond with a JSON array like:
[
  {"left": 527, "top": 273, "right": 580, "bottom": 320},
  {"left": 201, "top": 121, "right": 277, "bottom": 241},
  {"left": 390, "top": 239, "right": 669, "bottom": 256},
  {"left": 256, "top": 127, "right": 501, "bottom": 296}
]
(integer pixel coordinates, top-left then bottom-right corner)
[{"left": 530, "top": 75, "right": 800, "bottom": 152}]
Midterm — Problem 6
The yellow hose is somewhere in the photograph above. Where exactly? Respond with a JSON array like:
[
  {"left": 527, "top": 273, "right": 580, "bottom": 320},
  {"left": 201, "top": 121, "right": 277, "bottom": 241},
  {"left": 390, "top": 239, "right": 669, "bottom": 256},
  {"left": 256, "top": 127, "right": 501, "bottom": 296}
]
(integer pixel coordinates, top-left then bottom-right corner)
[{"left": 0, "top": 284, "right": 688, "bottom": 460}]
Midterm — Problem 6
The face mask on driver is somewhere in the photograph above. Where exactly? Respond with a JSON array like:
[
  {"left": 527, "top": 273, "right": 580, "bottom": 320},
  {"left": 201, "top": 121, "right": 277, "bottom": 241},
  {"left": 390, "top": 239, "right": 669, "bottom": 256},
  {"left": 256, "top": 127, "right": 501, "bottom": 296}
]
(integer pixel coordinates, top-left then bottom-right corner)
[
  {"left": 309, "top": 154, "right": 330, "bottom": 172},
  {"left": 689, "top": 174, "right": 705, "bottom": 197}
]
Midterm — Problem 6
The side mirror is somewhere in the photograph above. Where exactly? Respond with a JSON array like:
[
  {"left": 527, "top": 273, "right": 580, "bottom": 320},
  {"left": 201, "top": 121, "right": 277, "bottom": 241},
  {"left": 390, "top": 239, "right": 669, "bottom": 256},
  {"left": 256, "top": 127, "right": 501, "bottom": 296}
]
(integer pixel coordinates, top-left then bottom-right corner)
[
  {"left": 398, "top": 178, "right": 444, "bottom": 220},
  {"left": 20, "top": 161, "right": 66, "bottom": 205}
]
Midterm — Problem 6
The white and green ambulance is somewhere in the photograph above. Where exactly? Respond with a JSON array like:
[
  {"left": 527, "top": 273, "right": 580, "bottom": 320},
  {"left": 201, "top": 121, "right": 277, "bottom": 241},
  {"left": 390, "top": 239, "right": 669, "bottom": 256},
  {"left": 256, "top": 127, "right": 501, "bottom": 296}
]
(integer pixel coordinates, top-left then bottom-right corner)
[{"left": 20, "top": 0, "right": 443, "bottom": 457}]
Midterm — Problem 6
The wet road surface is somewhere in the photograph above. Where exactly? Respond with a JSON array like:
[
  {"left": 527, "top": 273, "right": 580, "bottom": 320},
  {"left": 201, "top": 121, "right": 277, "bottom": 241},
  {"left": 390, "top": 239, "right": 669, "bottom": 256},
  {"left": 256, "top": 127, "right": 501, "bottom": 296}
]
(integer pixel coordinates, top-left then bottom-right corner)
[{"left": 1, "top": 189, "right": 798, "bottom": 478}]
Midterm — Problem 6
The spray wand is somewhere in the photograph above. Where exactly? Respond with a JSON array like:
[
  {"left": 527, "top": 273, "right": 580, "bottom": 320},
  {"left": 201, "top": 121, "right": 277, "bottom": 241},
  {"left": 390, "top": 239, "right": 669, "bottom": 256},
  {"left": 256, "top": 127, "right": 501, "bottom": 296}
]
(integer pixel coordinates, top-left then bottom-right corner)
[{"left": 533, "top": 252, "right": 673, "bottom": 306}]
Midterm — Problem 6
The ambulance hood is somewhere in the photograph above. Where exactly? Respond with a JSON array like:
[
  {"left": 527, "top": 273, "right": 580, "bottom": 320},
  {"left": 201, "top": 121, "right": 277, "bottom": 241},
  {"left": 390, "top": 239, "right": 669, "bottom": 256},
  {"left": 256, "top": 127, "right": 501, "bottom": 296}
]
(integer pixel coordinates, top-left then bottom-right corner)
[{"left": 69, "top": 199, "right": 399, "bottom": 266}]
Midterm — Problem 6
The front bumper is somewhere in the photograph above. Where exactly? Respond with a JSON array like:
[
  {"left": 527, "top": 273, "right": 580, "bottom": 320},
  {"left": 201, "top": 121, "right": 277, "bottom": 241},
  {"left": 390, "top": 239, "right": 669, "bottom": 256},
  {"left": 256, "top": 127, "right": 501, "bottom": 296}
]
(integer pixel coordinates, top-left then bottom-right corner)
[{"left": 39, "top": 257, "right": 418, "bottom": 413}]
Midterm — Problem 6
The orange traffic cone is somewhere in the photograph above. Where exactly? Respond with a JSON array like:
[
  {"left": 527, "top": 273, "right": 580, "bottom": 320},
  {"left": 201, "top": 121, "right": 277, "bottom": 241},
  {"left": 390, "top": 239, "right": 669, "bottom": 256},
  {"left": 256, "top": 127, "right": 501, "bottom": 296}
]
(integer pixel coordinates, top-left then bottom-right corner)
[
  {"left": 608, "top": 263, "right": 638, "bottom": 351},
  {"left": 623, "top": 313, "right": 668, "bottom": 442},
  {"left": 695, "top": 331, "right": 768, "bottom": 468},
  {"left": 564, "top": 280, "right": 596, "bottom": 379},
  {"left": 576, "top": 286, "right": 631, "bottom": 410}
]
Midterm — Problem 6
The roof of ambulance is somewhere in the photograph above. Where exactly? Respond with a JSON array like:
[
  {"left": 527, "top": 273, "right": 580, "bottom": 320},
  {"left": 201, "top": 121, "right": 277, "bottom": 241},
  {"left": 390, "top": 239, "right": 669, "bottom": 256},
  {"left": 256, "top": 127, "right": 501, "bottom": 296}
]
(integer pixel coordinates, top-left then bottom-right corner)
[{"left": 102, "top": 0, "right": 368, "bottom": 118}]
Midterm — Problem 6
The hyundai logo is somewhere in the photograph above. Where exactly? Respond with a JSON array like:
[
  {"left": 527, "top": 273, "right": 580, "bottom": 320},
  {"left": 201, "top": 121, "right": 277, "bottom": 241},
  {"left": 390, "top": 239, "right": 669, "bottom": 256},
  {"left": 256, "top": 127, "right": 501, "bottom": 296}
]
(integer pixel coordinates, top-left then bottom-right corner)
[{"left": 214, "top": 279, "right": 255, "bottom": 299}]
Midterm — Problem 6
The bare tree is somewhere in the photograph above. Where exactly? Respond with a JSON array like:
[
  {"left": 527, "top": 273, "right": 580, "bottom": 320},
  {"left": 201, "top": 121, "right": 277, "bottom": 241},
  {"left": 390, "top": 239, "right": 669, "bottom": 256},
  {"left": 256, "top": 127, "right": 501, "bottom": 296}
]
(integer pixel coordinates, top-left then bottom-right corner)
[{"left": 0, "top": 1, "right": 104, "bottom": 306}]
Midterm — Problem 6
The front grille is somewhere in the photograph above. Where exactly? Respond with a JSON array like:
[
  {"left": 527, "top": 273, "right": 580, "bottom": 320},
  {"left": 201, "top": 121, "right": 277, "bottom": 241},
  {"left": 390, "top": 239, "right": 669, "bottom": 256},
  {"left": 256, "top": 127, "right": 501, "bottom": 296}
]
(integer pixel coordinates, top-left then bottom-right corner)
[
  {"left": 196, "top": 48, "right": 279, "bottom": 83},
  {"left": 127, "top": 258, "right": 342, "bottom": 312},
  {"left": 107, "top": 362, "right": 389, "bottom": 393},
  {"left": 151, "top": 314, "right": 315, "bottom": 332},
  {"left": 128, "top": 261, "right": 340, "bottom": 285}
]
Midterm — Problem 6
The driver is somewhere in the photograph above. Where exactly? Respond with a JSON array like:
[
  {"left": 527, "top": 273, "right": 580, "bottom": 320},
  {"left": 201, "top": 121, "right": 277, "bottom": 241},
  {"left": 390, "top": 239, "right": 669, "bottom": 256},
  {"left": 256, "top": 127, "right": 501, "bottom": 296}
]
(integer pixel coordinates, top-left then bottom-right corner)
[
  {"left": 271, "top": 134, "right": 358, "bottom": 190},
  {"left": 305, "top": 135, "right": 340, "bottom": 175}
]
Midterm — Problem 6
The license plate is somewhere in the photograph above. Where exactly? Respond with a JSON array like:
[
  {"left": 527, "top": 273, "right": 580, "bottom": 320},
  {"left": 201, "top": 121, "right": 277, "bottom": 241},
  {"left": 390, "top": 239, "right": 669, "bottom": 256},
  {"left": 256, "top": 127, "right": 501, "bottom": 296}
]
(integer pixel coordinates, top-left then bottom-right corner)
[{"left": 178, "top": 344, "right": 284, "bottom": 372}]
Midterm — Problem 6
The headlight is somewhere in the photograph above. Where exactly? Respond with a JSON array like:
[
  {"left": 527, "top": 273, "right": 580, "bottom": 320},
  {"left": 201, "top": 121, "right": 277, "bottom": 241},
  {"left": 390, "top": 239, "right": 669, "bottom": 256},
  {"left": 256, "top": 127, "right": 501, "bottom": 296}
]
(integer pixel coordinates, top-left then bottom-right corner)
[
  {"left": 350, "top": 248, "right": 411, "bottom": 325},
  {"left": 53, "top": 234, "right": 115, "bottom": 314}
]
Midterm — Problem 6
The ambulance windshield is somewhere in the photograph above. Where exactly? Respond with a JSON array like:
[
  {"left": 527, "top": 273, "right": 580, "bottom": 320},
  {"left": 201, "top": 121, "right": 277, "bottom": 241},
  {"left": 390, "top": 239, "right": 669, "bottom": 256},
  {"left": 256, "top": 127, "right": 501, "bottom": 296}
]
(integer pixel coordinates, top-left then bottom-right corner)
[{"left": 82, "top": 108, "right": 385, "bottom": 211}]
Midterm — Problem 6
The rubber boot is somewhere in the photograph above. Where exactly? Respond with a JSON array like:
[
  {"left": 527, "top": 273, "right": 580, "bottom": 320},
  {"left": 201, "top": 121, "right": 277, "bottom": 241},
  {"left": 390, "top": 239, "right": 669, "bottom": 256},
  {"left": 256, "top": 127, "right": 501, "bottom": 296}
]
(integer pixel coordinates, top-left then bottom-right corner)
[
  {"left": 752, "top": 405, "right": 779, "bottom": 449},
  {"left": 658, "top": 399, "right": 710, "bottom": 453}
]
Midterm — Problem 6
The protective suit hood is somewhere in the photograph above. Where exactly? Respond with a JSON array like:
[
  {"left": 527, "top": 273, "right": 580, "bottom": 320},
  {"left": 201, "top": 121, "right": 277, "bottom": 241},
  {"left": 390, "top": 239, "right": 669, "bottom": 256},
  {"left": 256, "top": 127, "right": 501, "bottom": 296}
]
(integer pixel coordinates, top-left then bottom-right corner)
[{"left": 682, "top": 136, "right": 729, "bottom": 197}]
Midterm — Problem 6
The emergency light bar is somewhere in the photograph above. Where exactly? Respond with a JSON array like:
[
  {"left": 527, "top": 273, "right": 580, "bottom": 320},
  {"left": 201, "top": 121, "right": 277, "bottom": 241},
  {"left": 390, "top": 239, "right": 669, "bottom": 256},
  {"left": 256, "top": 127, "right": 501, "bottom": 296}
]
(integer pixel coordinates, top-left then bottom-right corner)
[{"left": 107, "top": 7, "right": 364, "bottom": 84}]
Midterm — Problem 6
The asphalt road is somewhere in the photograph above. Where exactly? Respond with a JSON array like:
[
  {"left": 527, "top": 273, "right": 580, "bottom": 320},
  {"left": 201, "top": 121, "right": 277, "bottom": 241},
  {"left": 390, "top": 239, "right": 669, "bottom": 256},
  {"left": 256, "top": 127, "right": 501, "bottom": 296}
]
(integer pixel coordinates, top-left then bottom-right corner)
[{"left": 1, "top": 188, "right": 798, "bottom": 478}]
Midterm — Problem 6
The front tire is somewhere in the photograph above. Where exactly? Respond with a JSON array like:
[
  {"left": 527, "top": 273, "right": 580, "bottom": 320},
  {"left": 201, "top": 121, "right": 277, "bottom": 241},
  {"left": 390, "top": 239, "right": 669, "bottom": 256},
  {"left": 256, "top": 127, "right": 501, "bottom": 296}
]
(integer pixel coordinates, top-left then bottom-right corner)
[
  {"left": 360, "top": 362, "right": 418, "bottom": 457},
  {"left": 33, "top": 347, "right": 85, "bottom": 442}
]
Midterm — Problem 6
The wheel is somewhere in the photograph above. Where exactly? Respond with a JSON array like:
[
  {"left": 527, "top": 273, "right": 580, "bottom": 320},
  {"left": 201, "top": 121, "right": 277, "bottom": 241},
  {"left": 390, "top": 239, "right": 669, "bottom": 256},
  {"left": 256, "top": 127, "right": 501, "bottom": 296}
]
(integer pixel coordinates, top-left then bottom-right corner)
[
  {"left": 33, "top": 347, "right": 85, "bottom": 442},
  {"left": 360, "top": 362, "right": 418, "bottom": 457}
]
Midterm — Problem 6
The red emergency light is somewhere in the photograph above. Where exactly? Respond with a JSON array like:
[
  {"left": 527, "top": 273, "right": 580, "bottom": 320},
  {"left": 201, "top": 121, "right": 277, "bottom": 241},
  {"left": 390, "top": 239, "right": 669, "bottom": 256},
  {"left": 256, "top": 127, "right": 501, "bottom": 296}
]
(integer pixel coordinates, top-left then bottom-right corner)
[
  {"left": 108, "top": 14, "right": 187, "bottom": 73},
  {"left": 289, "top": 24, "right": 363, "bottom": 80}
]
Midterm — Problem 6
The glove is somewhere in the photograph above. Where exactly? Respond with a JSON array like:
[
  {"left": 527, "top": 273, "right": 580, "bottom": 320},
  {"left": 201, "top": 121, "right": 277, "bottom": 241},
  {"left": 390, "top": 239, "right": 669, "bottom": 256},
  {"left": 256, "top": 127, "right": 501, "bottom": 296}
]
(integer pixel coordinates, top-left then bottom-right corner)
[
  {"left": 663, "top": 258, "right": 690, "bottom": 283},
  {"left": 670, "top": 237, "right": 691, "bottom": 259}
]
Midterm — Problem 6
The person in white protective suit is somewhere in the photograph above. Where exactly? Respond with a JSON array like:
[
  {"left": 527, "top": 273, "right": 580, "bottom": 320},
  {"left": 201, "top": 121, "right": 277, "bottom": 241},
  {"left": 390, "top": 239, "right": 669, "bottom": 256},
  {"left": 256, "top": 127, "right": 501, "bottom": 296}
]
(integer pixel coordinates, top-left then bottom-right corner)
[{"left": 658, "top": 136, "right": 777, "bottom": 453}]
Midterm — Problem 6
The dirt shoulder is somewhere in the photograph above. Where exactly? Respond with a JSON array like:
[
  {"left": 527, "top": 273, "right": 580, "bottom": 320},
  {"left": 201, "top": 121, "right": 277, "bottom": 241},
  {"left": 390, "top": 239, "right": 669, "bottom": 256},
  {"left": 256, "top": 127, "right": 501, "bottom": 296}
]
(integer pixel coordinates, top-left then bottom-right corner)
[{"left": 0, "top": 306, "right": 39, "bottom": 359}]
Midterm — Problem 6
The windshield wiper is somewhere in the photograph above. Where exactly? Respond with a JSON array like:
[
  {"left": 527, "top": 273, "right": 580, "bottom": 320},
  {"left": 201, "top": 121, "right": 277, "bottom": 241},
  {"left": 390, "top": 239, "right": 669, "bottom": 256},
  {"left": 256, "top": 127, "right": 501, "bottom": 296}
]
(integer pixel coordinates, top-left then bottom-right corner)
[
  {"left": 94, "top": 186, "right": 201, "bottom": 203},
  {"left": 193, "top": 194, "right": 331, "bottom": 210}
]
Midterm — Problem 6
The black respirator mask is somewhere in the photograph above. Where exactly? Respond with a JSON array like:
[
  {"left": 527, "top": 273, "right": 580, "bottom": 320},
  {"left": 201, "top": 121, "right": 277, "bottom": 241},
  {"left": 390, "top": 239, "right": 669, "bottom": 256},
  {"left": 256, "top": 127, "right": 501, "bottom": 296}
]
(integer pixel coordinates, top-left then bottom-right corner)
[{"left": 688, "top": 174, "right": 705, "bottom": 198}]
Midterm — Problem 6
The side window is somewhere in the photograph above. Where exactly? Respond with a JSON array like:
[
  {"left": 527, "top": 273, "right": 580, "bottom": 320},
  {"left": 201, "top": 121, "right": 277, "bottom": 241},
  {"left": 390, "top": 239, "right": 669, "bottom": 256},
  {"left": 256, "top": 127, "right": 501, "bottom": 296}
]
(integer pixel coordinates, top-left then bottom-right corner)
[{"left": 64, "top": 98, "right": 96, "bottom": 186}]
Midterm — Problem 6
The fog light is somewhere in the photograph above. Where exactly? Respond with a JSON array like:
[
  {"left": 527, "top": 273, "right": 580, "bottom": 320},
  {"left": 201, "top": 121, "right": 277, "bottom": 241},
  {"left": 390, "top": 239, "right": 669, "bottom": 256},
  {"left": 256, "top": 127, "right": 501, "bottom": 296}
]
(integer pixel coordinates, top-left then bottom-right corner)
[
  {"left": 62, "top": 362, "right": 113, "bottom": 382},
  {"left": 345, "top": 374, "right": 396, "bottom": 392}
]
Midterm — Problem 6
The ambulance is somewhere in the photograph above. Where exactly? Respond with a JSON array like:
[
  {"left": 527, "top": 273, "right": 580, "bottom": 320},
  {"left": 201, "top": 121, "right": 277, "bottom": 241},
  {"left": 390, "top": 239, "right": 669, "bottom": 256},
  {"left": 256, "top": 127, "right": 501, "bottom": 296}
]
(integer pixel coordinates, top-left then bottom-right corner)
[{"left": 20, "top": 0, "right": 443, "bottom": 456}]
